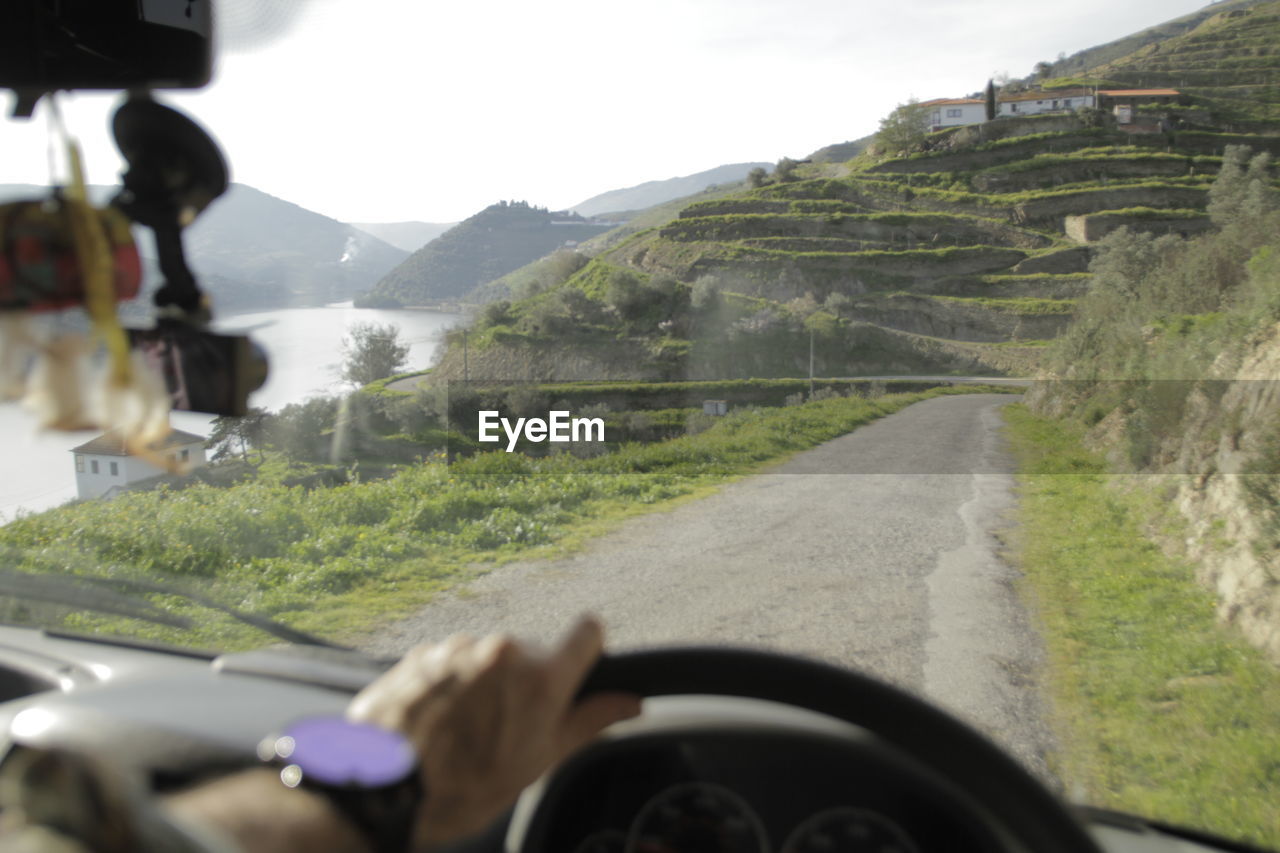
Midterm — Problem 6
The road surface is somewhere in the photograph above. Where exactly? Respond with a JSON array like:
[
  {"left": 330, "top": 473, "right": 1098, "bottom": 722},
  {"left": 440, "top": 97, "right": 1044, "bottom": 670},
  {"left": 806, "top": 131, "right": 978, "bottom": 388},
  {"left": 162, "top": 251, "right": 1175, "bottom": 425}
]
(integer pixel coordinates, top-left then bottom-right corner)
[{"left": 362, "top": 393, "right": 1056, "bottom": 782}]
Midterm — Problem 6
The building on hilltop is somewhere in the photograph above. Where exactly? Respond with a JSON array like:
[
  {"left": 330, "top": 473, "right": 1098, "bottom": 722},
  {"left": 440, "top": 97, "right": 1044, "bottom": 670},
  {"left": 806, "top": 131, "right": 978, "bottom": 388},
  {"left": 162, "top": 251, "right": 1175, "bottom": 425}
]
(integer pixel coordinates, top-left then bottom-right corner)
[
  {"left": 1097, "top": 89, "right": 1186, "bottom": 127},
  {"left": 71, "top": 428, "right": 208, "bottom": 500},
  {"left": 997, "top": 87, "right": 1098, "bottom": 117},
  {"left": 918, "top": 86, "right": 1183, "bottom": 129},
  {"left": 919, "top": 97, "right": 986, "bottom": 132}
]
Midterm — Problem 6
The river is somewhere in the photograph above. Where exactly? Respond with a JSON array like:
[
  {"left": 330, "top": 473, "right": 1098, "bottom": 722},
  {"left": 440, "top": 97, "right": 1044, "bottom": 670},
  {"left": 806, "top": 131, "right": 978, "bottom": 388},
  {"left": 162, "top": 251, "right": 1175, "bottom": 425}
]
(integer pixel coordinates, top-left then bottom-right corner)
[{"left": 0, "top": 303, "right": 461, "bottom": 521}]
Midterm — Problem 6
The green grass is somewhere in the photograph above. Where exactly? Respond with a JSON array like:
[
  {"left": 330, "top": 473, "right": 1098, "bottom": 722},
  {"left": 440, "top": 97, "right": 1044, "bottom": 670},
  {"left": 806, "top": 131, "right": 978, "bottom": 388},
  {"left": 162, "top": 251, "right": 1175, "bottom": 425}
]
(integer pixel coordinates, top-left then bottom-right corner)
[
  {"left": 1, "top": 387, "right": 1008, "bottom": 652},
  {"left": 359, "top": 369, "right": 431, "bottom": 398},
  {"left": 928, "top": 294, "right": 1078, "bottom": 315},
  {"left": 1081, "top": 206, "right": 1208, "bottom": 220},
  {"left": 1003, "top": 403, "right": 1280, "bottom": 849}
]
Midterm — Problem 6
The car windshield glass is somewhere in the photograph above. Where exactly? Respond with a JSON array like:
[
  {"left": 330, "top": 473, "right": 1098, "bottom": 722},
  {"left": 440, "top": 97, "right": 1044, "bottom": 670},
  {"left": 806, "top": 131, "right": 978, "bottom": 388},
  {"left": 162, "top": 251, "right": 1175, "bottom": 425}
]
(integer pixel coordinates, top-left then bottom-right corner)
[{"left": 2, "top": 0, "right": 1280, "bottom": 848}]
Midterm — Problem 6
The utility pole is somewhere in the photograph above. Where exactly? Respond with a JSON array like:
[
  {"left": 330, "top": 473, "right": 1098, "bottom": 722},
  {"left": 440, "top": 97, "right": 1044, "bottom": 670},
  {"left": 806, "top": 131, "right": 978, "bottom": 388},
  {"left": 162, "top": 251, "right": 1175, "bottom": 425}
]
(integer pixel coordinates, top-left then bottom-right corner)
[{"left": 808, "top": 325, "right": 815, "bottom": 398}]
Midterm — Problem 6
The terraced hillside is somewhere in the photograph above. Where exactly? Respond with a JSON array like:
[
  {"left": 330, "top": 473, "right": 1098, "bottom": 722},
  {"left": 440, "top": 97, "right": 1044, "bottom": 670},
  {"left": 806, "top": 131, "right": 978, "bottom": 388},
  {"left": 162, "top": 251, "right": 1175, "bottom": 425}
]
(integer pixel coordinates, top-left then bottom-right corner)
[
  {"left": 1090, "top": 1, "right": 1280, "bottom": 126},
  {"left": 427, "top": 4, "right": 1280, "bottom": 383}
]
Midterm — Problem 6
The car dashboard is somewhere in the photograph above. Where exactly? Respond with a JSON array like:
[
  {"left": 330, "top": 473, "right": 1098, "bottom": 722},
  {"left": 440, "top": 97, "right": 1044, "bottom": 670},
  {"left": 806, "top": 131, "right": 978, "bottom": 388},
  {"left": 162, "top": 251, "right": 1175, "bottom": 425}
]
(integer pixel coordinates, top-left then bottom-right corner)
[
  {"left": 0, "top": 626, "right": 1263, "bottom": 853},
  {"left": 506, "top": 697, "right": 1003, "bottom": 853}
]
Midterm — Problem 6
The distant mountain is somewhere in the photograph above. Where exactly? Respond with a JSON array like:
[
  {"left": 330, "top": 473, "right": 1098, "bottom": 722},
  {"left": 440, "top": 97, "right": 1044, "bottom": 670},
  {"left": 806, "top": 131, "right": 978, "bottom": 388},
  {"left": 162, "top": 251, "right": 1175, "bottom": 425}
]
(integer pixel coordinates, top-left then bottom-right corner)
[
  {"left": 362, "top": 201, "right": 613, "bottom": 306},
  {"left": 350, "top": 221, "right": 455, "bottom": 253},
  {"left": 568, "top": 163, "right": 770, "bottom": 218},
  {"left": 186, "top": 184, "right": 408, "bottom": 306},
  {"left": 0, "top": 182, "right": 409, "bottom": 313}
]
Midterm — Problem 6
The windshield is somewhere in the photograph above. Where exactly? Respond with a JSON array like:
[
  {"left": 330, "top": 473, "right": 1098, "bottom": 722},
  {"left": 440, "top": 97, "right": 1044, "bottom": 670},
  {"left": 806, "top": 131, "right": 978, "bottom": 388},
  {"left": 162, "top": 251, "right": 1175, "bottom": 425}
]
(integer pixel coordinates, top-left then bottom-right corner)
[{"left": 2, "top": 0, "right": 1280, "bottom": 848}]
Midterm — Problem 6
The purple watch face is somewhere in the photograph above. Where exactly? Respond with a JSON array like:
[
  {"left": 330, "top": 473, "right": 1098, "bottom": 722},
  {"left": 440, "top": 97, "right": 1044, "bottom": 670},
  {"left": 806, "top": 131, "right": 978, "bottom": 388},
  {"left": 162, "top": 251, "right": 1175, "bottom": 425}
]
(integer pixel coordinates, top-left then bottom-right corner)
[{"left": 276, "top": 716, "right": 417, "bottom": 788}]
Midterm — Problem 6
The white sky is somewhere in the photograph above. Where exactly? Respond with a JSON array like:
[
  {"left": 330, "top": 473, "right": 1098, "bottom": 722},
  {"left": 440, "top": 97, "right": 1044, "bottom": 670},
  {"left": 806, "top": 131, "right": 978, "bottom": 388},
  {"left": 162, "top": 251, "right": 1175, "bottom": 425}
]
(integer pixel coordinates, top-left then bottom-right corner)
[{"left": 0, "top": 0, "right": 1213, "bottom": 225}]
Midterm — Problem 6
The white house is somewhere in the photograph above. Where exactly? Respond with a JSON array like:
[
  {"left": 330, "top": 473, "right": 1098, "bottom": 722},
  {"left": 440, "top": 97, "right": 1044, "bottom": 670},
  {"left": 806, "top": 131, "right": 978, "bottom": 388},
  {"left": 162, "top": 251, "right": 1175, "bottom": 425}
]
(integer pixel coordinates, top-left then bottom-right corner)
[
  {"left": 920, "top": 97, "right": 987, "bottom": 132},
  {"left": 71, "top": 428, "right": 208, "bottom": 500},
  {"left": 997, "top": 88, "right": 1097, "bottom": 117}
]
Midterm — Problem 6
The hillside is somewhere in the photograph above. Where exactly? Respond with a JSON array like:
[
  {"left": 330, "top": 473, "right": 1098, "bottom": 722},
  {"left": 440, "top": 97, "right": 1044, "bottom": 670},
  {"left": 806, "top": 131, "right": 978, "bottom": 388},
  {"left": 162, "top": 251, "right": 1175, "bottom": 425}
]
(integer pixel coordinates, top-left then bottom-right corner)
[
  {"left": 568, "top": 162, "right": 770, "bottom": 218},
  {"left": 187, "top": 184, "right": 408, "bottom": 307},
  {"left": 422, "top": 0, "right": 1280, "bottom": 383},
  {"left": 1085, "top": 1, "right": 1280, "bottom": 125},
  {"left": 350, "top": 220, "right": 455, "bottom": 253},
  {"left": 361, "top": 201, "right": 613, "bottom": 307},
  {"left": 1043, "top": 0, "right": 1270, "bottom": 83}
]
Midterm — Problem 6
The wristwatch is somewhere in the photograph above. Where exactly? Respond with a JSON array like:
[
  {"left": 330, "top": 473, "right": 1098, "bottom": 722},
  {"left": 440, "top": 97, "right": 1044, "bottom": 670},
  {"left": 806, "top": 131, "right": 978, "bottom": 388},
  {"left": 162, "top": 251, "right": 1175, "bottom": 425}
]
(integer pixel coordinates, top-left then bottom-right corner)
[{"left": 258, "top": 716, "right": 423, "bottom": 853}]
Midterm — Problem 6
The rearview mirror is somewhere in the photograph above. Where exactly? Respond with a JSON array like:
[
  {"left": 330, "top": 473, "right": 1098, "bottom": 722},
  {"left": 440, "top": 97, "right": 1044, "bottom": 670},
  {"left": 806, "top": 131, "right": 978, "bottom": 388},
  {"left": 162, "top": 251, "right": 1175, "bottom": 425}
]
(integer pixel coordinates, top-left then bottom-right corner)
[{"left": 1, "top": 0, "right": 213, "bottom": 117}]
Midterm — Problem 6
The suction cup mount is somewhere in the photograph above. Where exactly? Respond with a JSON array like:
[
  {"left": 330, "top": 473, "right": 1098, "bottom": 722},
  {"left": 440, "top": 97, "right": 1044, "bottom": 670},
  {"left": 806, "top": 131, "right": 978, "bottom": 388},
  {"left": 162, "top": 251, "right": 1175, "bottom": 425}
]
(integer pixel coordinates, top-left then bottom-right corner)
[{"left": 110, "top": 95, "right": 228, "bottom": 317}]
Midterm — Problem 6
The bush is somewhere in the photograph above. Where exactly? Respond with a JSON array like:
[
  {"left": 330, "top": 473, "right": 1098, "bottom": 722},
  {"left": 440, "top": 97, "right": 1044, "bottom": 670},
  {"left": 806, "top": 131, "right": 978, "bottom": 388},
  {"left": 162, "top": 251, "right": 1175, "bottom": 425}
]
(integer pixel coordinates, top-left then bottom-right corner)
[
  {"left": 340, "top": 322, "right": 411, "bottom": 386},
  {"left": 479, "top": 299, "right": 514, "bottom": 328},
  {"left": 774, "top": 157, "right": 800, "bottom": 182}
]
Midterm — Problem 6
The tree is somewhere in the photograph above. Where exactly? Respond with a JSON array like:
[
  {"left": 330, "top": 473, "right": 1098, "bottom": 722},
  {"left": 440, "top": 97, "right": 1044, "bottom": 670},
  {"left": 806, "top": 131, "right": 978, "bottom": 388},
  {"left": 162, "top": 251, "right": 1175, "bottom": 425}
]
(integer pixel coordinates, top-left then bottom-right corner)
[
  {"left": 984, "top": 79, "right": 997, "bottom": 122},
  {"left": 1209, "top": 146, "right": 1278, "bottom": 228},
  {"left": 823, "top": 292, "right": 852, "bottom": 320},
  {"left": 1033, "top": 60, "right": 1053, "bottom": 80},
  {"left": 479, "top": 299, "right": 514, "bottom": 328},
  {"left": 774, "top": 157, "right": 800, "bottom": 182},
  {"left": 268, "top": 396, "right": 342, "bottom": 462},
  {"left": 876, "top": 99, "right": 931, "bottom": 155},
  {"left": 605, "top": 269, "right": 646, "bottom": 320},
  {"left": 747, "top": 167, "right": 768, "bottom": 188},
  {"left": 691, "top": 275, "right": 723, "bottom": 311},
  {"left": 339, "top": 322, "right": 410, "bottom": 386},
  {"left": 209, "top": 408, "right": 270, "bottom": 464}
]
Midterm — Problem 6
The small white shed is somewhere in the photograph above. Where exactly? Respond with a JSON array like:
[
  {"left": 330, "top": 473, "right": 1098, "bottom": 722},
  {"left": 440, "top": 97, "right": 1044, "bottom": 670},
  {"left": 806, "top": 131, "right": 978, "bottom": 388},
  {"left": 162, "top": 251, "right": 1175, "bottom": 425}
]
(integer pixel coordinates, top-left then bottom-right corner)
[{"left": 71, "top": 428, "right": 208, "bottom": 500}]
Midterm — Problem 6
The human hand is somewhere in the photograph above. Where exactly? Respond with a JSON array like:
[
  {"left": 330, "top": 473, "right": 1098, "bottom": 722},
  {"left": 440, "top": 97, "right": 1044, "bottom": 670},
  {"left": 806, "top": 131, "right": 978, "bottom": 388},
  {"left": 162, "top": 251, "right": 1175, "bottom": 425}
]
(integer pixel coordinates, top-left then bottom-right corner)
[{"left": 347, "top": 616, "right": 641, "bottom": 850}]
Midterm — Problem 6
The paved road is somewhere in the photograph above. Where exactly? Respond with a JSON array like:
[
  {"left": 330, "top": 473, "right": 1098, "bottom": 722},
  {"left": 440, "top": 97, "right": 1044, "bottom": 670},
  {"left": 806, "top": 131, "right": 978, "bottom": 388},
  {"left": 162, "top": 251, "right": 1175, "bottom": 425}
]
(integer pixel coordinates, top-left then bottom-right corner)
[{"left": 362, "top": 393, "right": 1056, "bottom": 782}]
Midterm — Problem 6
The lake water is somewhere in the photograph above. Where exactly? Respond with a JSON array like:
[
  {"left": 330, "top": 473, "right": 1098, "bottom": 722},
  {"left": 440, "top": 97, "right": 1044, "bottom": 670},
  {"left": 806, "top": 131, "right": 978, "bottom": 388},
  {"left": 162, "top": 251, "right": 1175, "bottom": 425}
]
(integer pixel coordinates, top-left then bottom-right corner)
[{"left": 0, "top": 303, "right": 461, "bottom": 521}]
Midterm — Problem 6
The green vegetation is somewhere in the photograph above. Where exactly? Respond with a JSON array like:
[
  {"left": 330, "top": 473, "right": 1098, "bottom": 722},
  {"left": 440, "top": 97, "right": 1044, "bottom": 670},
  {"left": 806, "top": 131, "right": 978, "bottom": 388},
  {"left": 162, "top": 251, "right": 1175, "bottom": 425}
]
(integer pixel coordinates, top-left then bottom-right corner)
[
  {"left": 426, "top": 7, "right": 1280, "bottom": 382},
  {"left": 1038, "top": 76, "right": 1120, "bottom": 90},
  {"left": 1004, "top": 404, "right": 1280, "bottom": 849},
  {"left": 339, "top": 322, "right": 410, "bottom": 386},
  {"left": 1051, "top": 147, "right": 1280, "bottom": 393},
  {"left": 929, "top": 294, "right": 1077, "bottom": 314},
  {"left": 1, "top": 387, "right": 1004, "bottom": 649},
  {"left": 876, "top": 98, "right": 932, "bottom": 154},
  {"left": 366, "top": 201, "right": 611, "bottom": 306},
  {"left": 1092, "top": 2, "right": 1280, "bottom": 124},
  {"left": 1080, "top": 206, "right": 1207, "bottom": 220}
]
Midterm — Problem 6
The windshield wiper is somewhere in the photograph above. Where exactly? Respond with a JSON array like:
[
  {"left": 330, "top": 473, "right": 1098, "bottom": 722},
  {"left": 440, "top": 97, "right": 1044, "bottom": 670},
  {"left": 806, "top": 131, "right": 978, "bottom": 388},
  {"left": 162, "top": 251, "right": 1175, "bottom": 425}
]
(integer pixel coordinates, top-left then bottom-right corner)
[
  {"left": 0, "top": 568, "right": 191, "bottom": 628},
  {"left": 0, "top": 569, "right": 347, "bottom": 651}
]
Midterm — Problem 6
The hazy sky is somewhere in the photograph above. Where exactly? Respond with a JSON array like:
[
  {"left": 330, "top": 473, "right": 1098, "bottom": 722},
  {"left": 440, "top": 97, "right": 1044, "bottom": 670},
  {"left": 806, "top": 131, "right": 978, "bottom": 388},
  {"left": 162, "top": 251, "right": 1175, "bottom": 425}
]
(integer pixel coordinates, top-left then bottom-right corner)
[{"left": 0, "top": 0, "right": 1213, "bottom": 225}]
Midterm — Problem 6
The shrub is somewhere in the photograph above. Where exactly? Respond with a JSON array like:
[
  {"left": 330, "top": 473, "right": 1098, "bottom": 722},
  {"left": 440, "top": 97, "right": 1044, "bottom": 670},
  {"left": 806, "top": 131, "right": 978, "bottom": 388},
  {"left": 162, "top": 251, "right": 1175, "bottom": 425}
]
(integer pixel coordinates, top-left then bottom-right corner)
[{"left": 340, "top": 322, "right": 410, "bottom": 386}]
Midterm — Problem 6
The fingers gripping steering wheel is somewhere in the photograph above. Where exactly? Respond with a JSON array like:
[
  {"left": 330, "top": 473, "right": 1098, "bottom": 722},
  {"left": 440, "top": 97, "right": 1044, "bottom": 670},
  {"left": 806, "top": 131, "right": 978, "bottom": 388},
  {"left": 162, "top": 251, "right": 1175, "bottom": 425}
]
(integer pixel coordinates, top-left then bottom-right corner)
[{"left": 576, "top": 647, "right": 1103, "bottom": 853}]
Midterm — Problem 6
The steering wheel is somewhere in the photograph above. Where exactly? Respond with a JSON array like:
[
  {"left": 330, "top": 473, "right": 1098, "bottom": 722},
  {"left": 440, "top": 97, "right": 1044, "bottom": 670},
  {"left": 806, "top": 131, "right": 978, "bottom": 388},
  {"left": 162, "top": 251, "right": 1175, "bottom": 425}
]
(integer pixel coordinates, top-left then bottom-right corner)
[{"left": 576, "top": 647, "right": 1104, "bottom": 853}]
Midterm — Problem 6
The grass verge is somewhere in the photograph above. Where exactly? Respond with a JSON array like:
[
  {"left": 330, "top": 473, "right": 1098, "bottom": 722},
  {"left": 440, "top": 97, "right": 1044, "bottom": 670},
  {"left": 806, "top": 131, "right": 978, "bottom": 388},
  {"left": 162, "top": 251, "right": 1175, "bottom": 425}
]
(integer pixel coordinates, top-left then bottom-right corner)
[
  {"left": 1002, "top": 403, "right": 1280, "bottom": 849},
  {"left": 1, "top": 386, "right": 1008, "bottom": 652}
]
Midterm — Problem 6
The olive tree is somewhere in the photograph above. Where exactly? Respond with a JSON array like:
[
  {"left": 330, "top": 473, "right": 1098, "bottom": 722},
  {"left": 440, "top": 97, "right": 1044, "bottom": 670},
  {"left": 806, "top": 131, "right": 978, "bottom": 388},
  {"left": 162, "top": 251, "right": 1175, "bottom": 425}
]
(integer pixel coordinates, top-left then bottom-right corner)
[
  {"left": 339, "top": 321, "right": 410, "bottom": 386},
  {"left": 876, "top": 98, "right": 931, "bottom": 154}
]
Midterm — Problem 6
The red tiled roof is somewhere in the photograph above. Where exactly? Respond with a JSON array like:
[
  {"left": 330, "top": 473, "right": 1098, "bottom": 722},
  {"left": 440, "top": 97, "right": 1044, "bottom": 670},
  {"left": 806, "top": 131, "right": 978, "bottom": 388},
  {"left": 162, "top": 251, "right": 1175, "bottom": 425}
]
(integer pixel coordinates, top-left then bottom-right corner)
[
  {"left": 919, "top": 98, "right": 984, "bottom": 106},
  {"left": 71, "top": 428, "right": 207, "bottom": 457},
  {"left": 1099, "top": 89, "right": 1181, "bottom": 97},
  {"left": 999, "top": 88, "right": 1095, "bottom": 103}
]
